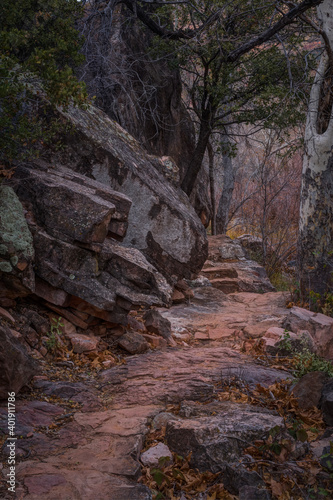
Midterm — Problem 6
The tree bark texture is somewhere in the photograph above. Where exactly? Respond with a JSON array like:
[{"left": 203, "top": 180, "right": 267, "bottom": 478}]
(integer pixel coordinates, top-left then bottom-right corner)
[
  {"left": 216, "top": 133, "right": 235, "bottom": 235},
  {"left": 298, "top": 0, "right": 333, "bottom": 295},
  {"left": 207, "top": 142, "right": 216, "bottom": 235}
]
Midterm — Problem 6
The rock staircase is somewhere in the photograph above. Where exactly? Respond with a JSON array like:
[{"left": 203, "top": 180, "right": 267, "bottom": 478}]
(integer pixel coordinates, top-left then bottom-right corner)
[{"left": 201, "top": 235, "right": 275, "bottom": 294}]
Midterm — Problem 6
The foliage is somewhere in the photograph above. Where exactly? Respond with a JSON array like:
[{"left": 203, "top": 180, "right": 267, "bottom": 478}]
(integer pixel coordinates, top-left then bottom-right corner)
[
  {"left": 143, "top": 0, "right": 318, "bottom": 195},
  {"left": 309, "top": 290, "right": 333, "bottom": 316},
  {"left": 270, "top": 271, "right": 294, "bottom": 291},
  {"left": 227, "top": 128, "right": 302, "bottom": 275},
  {"left": 141, "top": 449, "right": 235, "bottom": 500},
  {"left": 293, "top": 348, "right": 333, "bottom": 378},
  {"left": 278, "top": 330, "right": 333, "bottom": 378},
  {"left": 46, "top": 316, "right": 64, "bottom": 352},
  {"left": 0, "top": 0, "right": 87, "bottom": 171}
]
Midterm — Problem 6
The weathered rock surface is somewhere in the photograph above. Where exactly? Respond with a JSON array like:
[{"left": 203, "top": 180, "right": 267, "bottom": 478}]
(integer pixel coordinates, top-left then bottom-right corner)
[
  {"left": 157, "top": 286, "right": 288, "bottom": 346},
  {"left": 143, "top": 309, "right": 172, "bottom": 340},
  {"left": 320, "top": 379, "right": 333, "bottom": 426},
  {"left": 291, "top": 372, "right": 330, "bottom": 410},
  {"left": 0, "top": 186, "right": 35, "bottom": 298},
  {"left": 140, "top": 443, "right": 173, "bottom": 468},
  {"left": 0, "top": 324, "right": 39, "bottom": 399},
  {"left": 68, "top": 333, "right": 99, "bottom": 354},
  {"left": 166, "top": 400, "right": 283, "bottom": 472},
  {"left": 0, "top": 399, "right": 155, "bottom": 499},
  {"left": 15, "top": 163, "right": 132, "bottom": 245},
  {"left": 118, "top": 332, "right": 149, "bottom": 355},
  {"left": 236, "top": 234, "right": 264, "bottom": 255},
  {"left": 12, "top": 162, "right": 173, "bottom": 326},
  {"left": 52, "top": 104, "right": 208, "bottom": 280},
  {"left": 283, "top": 306, "right": 333, "bottom": 360},
  {"left": 99, "top": 346, "right": 291, "bottom": 408},
  {"left": 201, "top": 235, "right": 275, "bottom": 294}
]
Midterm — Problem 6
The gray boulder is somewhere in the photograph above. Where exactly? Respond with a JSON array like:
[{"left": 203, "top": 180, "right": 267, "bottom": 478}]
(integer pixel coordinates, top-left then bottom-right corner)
[
  {"left": 52, "top": 104, "right": 208, "bottom": 281},
  {"left": 165, "top": 401, "right": 283, "bottom": 472},
  {"left": 12, "top": 163, "right": 173, "bottom": 324},
  {"left": 14, "top": 163, "right": 132, "bottom": 249},
  {"left": 0, "top": 324, "right": 39, "bottom": 399},
  {"left": 0, "top": 186, "right": 35, "bottom": 298}
]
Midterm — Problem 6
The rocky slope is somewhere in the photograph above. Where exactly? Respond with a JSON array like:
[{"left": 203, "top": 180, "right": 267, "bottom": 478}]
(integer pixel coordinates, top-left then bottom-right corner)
[
  {"left": 1, "top": 251, "right": 333, "bottom": 499},
  {"left": 1, "top": 102, "right": 208, "bottom": 330}
]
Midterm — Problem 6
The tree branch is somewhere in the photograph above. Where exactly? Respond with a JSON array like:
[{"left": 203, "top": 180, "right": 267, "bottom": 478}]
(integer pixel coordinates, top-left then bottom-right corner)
[{"left": 226, "top": 0, "right": 324, "bottom": 63}]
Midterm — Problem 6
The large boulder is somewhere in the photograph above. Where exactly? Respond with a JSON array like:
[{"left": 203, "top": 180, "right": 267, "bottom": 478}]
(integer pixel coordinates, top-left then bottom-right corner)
[
  {"left": 0, "top": 324, "right": 39, "bottom": 399},
  {"left": 82, "top": 9, "right": 212, "bottom": 225},
  {"left": 14, "top": 162, "right": 132, "bottom": 248},
  {"left": 165, "top": 400, "right": 283, "bottom": 473},
  {"left": 0, "top": 186, "right": 35, "bottom": 299},
  {"left": 47, "top": 104, "right": 208, "bottom": 281},
  {"left": 13, "top": 163, "right": 173, "bottom": 324},
  {"left": 283, "top": 306, "right": 333, "bottom": 360}
]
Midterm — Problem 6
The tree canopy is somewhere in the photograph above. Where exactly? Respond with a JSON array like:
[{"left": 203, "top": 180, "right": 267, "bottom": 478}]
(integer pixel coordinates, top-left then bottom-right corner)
[
  {"left": 0, "top": 0, "right": 87, "bottom": 171},
  {"left": 122, "top": 0, "right": 322, "bottom": 195}
]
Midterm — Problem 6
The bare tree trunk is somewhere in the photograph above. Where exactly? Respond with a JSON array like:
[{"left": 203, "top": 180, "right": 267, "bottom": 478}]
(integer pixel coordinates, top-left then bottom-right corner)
[
  {"left": 207, "top": 141, "right": 216, "bottom": 235},
  {"left": 216, "top": 132, "right": 235, "bottom": 234},
  {"left": 180, "top": 117, "right": 212, "bottom": 196},
  {"left": 298, "top": 0, "right": 333, "bottom": 296}
]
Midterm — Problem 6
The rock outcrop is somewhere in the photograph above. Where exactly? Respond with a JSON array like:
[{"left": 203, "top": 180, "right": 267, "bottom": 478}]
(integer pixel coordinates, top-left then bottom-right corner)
[
  {"left": 48, "top": 104, "right": 208, "bottom": 281},
  {"left": 201, "top": 235, "right": 275, "bottom": 294},
  {"left": 0, "top": 186, "right": 35, "bottom": 300},
  {"left": 283, "top": 305, "right": 333, "bottom": 360},
  {"left": 12, "top": 162, "right": 173, "bottom": 324},
  {"left": 165, "top": 400, "right": 283, "bottom": 472},
  {"left": 82, "top": 9, "right": 212, "bottom": 225},
  {"left": 0, "top": 324, "right": 39, "bottom": 398}
]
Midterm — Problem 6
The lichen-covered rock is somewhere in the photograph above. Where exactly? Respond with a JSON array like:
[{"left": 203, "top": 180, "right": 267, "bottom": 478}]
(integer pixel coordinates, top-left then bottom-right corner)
[
  {"left": 0, "top": 324, "right": 39, "bottom": 399},
  {"left": 11, "top": 162, "right": 173, "bottom": 324},
  {"left": 51, "top": 104, "right": 208, "bottom": 281},
  {"left": 165, "top": 401, "right": 284, "bottom": 472},
  {"left": 14, "top": 163, "right": 131, "bottom": 248},
  {"left": 0, "top": 186, "right": 35, "bottom": 298}
]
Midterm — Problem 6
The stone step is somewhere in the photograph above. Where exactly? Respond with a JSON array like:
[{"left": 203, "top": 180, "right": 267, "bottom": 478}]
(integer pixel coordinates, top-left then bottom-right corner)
[
  {"left": 201, "top": 266, "right": 238, "bottom": 279},
  {"left": 209, "top": 278, "right": 240, "bottom": 294}
]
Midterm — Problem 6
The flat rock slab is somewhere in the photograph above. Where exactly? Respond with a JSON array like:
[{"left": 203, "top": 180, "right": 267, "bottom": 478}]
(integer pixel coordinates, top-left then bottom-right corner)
[
  {"left": 166, "top": 401, "right": 283, "bottom": 472},
  {"left": 157, "top": 287, "right": 288, "bottom": 343},
  {"left": 100, "top": 346, "right": 291, "bottom": 408},
  {"left": 3, "top": 401, "right": 158, "bottom": 500}
]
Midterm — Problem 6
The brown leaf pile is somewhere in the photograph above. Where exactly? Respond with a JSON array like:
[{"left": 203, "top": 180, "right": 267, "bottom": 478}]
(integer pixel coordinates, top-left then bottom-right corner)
[{"left": 140, "top": 452, "right": 236, "bottom": 500}]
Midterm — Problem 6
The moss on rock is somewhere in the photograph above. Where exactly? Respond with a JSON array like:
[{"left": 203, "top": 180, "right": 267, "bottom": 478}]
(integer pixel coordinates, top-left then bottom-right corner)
[{"left": 0, "top": 186, "right": 34, "bottom": 260}]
